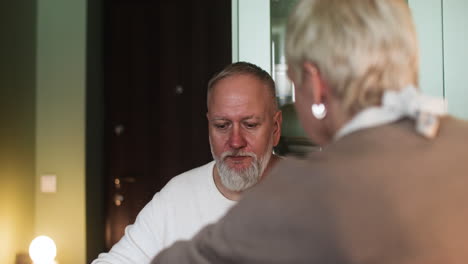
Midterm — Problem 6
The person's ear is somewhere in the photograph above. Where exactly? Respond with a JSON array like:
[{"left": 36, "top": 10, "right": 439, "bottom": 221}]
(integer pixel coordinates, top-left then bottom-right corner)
[
  {"left": 303, "top": 62, "right": 327, "bottom": 104},
  {"left": 272, "top": 110, "right": 283, "bottom": 146},
  {"left": 206, "top": 112, "right": 211, "bottom": 127}
]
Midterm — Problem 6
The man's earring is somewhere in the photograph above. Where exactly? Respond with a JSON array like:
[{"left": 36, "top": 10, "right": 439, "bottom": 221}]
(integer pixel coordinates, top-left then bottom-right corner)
[{"left": 311, "top": 103, "right": 326, "bottom": 120}]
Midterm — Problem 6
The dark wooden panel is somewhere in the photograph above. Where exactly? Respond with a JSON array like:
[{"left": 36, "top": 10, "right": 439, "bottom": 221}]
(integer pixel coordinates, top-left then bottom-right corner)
[{"left": 103, "top": 0, "right": 231, "bottom": 248}]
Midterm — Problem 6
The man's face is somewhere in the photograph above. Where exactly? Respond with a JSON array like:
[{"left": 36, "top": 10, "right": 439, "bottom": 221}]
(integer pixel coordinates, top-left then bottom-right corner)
[{"left": 207, "top": 74, "right": 281, "bottom": 191}]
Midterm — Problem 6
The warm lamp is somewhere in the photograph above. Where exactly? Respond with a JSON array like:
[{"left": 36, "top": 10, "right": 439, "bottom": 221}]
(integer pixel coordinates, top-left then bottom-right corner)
[{"left": 29, "top": 236, "right": 57, "bottom": 264}]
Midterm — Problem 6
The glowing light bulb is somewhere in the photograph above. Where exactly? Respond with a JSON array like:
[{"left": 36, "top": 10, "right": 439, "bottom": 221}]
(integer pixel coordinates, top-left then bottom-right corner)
[{"left": 29, "top": 236, "right": 57, "bottom": 264}]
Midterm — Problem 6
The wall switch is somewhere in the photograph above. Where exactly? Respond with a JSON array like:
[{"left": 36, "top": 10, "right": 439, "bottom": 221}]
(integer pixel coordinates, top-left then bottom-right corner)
[{"left": 41, "top": 175, "right": 57, "bottom": 193}]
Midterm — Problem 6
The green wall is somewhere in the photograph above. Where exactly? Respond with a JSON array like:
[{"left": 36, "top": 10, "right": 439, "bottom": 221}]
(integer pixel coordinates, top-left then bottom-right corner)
[
  {"left": 1, "top": 0, "right": 102, "bottom": 262},
  {"left": 35, "top": 0, "right": 87, "bottom": 263},
  {"left": 0, "top": 0, "right": 37, "bottom": 263},
  {"left": 443, "top": 0, "right": 468, "bottom": 120}
]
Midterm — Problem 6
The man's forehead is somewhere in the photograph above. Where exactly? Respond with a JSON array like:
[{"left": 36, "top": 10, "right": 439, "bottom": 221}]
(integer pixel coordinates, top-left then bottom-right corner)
[
  {"left": 208, "top": 115, "right": 263, "bottom": 121},
  {"left": 208, "top": 91, "right": 271, "bottom": 116},
  {"left": 209, "top": 86, "right": 271, "bottom": 107},
  {"left": 207, "top": 74, "right": 275, "bottom": 115},
  {"left": 210, "top": 75, "right": 270, "bottom": 97}
]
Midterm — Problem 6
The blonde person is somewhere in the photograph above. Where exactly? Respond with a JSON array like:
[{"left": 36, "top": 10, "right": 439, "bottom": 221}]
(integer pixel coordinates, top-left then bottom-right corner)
[{"left": 153, "top": 0, "right": 468, "bottom": 263}]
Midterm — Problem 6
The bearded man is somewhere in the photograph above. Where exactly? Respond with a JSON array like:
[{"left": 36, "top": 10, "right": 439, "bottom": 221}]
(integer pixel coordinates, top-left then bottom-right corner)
[{"left": 92, "top": 61, "right": 282, "bottom": 264}]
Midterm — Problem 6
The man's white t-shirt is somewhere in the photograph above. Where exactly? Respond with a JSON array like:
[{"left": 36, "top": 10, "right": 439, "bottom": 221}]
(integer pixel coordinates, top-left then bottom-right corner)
[{"left": 92, "top": 161, "right": 235, "bottom": 263}]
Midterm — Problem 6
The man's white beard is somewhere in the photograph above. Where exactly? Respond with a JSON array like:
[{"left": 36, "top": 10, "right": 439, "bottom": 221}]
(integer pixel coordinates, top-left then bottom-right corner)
[{"left": 210, "top": 140, "right": 273, "bottom": 192}]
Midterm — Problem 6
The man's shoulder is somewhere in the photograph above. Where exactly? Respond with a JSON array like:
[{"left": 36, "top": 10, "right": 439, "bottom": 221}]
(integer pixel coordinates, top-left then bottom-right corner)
[{"left": 160, "top": 160, "right": 216, "bottom": 193}]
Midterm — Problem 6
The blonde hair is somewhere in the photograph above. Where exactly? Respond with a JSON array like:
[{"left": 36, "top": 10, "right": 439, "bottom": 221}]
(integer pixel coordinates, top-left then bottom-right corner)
[{"left": 286, "top": 0, "right": 419, "bottom": 115}]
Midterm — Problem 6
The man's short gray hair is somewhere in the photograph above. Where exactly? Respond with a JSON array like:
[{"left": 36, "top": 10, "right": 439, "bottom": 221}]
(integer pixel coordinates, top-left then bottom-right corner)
[{"left": 207, "top": 61, "right": 278, "bottom": 112}]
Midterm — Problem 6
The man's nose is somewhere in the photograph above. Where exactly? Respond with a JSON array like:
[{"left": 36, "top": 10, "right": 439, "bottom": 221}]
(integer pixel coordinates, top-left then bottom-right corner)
[{"left": 228, "top": 127, "right": 247, "bottom": 149}]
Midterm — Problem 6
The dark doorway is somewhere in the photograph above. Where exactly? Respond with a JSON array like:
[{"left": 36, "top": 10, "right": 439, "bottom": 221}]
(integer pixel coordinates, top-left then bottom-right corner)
[{"left": 102, "top": 0, "right": 231, "bottom": 249}]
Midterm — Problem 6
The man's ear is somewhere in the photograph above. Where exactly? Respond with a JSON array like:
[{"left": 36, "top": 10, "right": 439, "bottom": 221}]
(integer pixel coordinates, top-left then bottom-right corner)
[
  {"left": 206, "top": 112, "right": 210, "bottom": 127},
  {"left": 303, "top": 62, "right": 327, "bottom": 104},
  {"left": 272, "top": 110, "right": 283, "bottom": 146}
]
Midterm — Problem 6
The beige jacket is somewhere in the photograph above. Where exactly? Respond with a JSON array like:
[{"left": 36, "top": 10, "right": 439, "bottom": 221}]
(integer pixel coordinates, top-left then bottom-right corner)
[{"left": 154, "top": 117, "right": 468, "bottom": 264}]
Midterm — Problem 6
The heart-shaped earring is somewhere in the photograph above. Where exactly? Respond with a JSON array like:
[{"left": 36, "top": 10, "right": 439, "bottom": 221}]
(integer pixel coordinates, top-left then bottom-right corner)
[{"left": 311, "top": 103, "right": 327, "bottom": 120}]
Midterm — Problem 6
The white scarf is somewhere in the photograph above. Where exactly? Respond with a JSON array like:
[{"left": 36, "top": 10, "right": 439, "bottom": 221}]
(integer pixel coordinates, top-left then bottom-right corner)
[{"left": 335, "top": 86, "right": 448, "bottom": 140}]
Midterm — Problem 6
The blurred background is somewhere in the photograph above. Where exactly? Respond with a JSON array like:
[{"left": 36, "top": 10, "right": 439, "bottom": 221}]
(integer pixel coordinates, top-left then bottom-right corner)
[{"left": 1, "top": 0, "right": 467, "bottom": 263}]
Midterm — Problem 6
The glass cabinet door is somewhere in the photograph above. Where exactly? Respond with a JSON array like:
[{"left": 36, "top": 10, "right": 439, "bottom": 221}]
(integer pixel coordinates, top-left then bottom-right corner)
[
  {"left": 271, "top": 0, "right": 319, "bottom": 156},
  {"left": 232, "top": 0, "right": 318, "bottom": 157},
  {"left": 232, "top": 0, "right": 298, "bottom": 106},
  {"left": 271, "top": 0, "right": 298, "bottom": 106},
  {"left": 233, "top": 0, "right": 468, "bottom": 129}
]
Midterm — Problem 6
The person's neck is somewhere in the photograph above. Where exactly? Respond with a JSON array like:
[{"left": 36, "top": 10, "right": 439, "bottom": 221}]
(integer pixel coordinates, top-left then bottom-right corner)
[
  {"left": 322, "top": 98, "right": 352, "bottom": 145},
  {"left": 213, "top": 154, "right": 280, "bottom": 201}
]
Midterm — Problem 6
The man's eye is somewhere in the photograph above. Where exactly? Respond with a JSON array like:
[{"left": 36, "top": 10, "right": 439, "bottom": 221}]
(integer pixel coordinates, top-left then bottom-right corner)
[
  {"left": 214, "top": 123, "right": 228, "bottom": 130},
  {"left": 245, "top": 123, "right": 258, "bottom": 129}
]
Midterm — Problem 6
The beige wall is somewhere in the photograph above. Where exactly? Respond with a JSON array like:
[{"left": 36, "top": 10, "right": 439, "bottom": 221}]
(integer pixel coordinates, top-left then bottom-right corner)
[
  {"left": 1, "top": 0, "right": 94, "bottom": 262},
  {"left": 35, "top": 0, "right": 87, "bottom": 263},
  {"left": 0, "top": 0, "right": 37, "bottom": 263}
]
